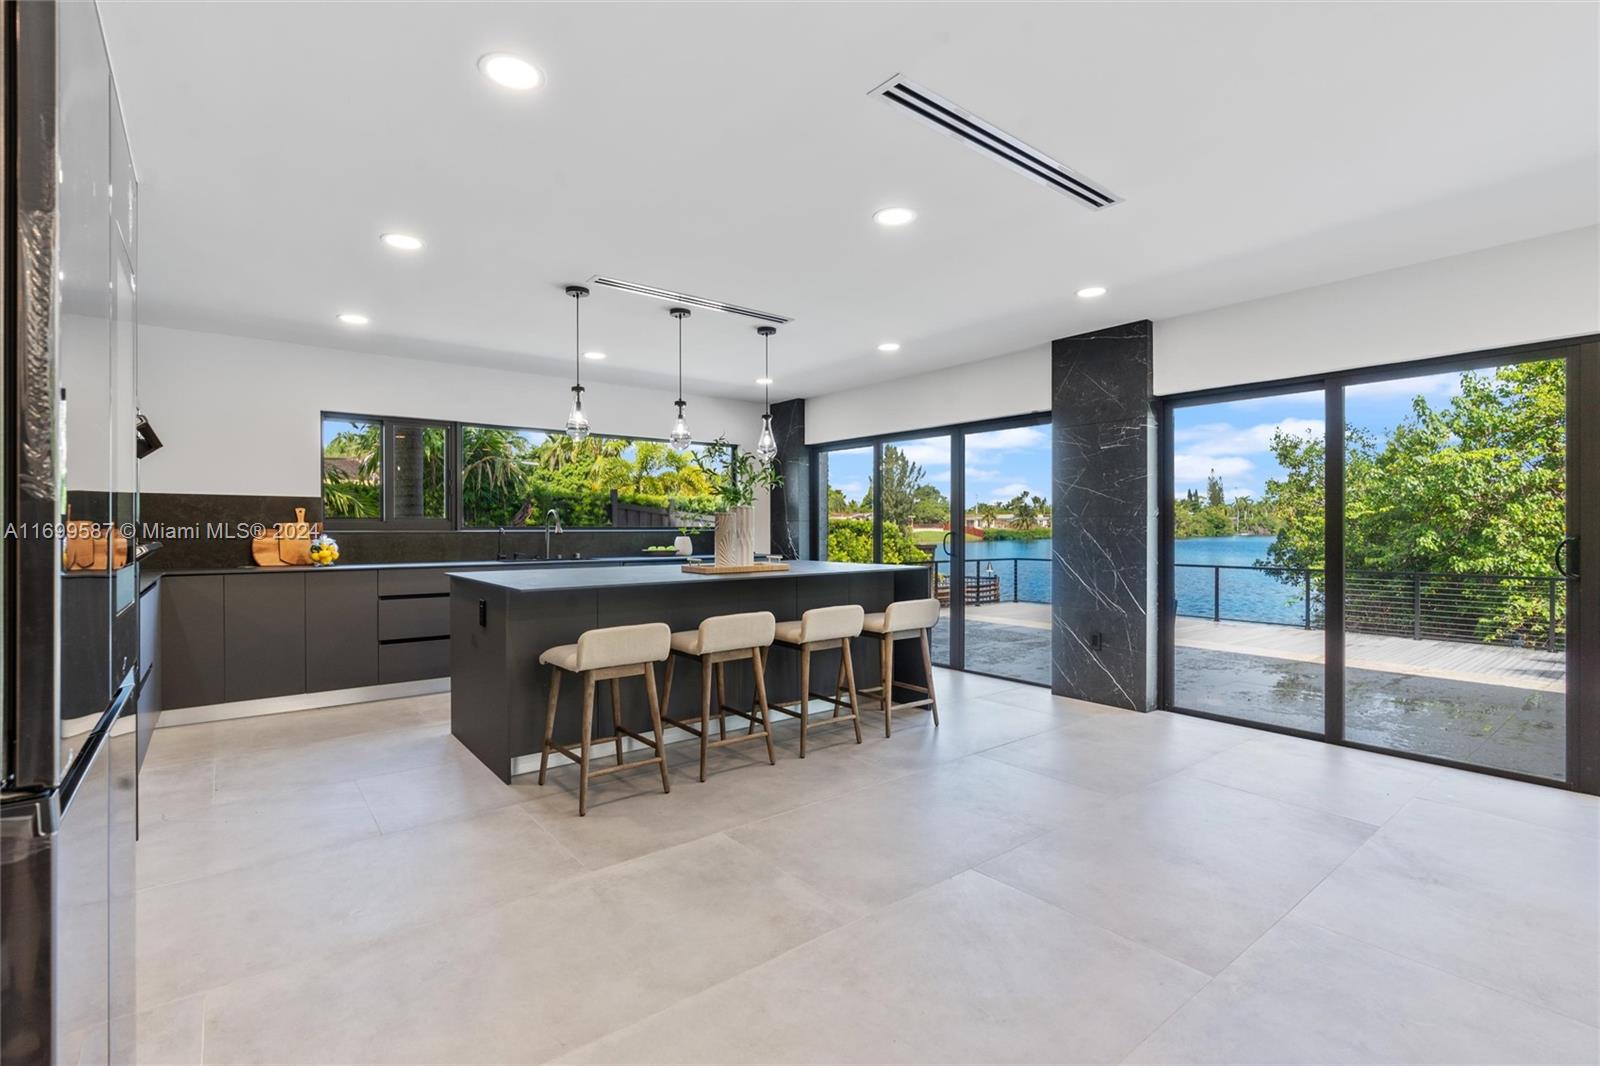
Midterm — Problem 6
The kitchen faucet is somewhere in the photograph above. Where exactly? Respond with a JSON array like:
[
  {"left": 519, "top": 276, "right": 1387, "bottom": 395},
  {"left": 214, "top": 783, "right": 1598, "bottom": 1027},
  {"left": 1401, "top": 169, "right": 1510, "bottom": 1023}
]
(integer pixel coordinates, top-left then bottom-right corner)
[{"left": 544, "top": 508, "right": 563, "bottom": 559}]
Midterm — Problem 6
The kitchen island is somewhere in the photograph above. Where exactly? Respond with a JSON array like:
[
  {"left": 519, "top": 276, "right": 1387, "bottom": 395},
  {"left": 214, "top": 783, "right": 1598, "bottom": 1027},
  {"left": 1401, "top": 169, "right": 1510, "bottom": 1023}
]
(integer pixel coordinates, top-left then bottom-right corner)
[{"left": 449, "top": 560, "right": 932, "bottom": 782}]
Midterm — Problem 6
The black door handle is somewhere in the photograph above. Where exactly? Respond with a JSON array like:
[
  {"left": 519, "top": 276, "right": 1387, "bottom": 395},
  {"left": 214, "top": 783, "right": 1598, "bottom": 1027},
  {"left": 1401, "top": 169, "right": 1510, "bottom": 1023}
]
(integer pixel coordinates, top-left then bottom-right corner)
[{"left": 1555, "top": 536, "right": 1578, "bottom": 578}]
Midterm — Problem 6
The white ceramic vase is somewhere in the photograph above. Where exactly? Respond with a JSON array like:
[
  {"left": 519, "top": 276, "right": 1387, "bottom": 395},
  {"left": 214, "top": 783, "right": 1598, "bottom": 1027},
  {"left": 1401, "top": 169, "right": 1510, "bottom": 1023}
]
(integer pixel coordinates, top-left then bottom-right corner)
[
  {"left": 714, "top": 506, "right": 755, "bottom": 568},
  {"left": 673, "top": 535, "right": 694, "bottom": 556}
]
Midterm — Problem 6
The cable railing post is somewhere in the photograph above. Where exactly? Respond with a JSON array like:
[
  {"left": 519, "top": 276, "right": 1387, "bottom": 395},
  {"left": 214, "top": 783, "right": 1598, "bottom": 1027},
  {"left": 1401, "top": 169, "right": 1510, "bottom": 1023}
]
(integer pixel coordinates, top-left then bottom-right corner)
[
  {"left": 1304, "top": 570, "right": 1311, "bottom": 630},
  {"left": 1548, "top": 576, "right": 1558, "bottom": 652},
  {"left": 1411, "top": 573, "right": 1421, "bottom": 640},
  {"left": 1013, "top": 558, "right": 1019, "bottom": 602},
  {"left": 1212, "top": 566, "right": 1221, "bottom": 623}
]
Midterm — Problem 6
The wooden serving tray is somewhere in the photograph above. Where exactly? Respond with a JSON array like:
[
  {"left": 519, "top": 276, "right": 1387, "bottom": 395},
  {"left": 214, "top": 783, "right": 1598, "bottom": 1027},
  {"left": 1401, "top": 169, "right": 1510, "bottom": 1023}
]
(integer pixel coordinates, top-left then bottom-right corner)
[{"left": 681, "top": 561, "right": 791, "bottom": 575}]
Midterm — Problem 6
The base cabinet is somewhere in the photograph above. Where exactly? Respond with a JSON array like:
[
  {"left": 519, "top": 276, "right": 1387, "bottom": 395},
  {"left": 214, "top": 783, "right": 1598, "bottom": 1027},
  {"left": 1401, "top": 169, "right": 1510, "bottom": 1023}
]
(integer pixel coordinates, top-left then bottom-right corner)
[
  {"left": 306, "top": 570, "right": 378, "bottom": 691},
  {"left": 223, "top": 573, "right": 307, "bottom": 702},
  {"left": 158, "top": 575, "right": 225, "bottom": 709}
]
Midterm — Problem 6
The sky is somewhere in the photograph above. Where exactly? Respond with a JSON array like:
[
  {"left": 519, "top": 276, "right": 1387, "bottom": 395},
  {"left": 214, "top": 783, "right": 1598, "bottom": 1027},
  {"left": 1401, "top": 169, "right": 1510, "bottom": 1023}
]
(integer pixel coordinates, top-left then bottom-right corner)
[
  {"left": 1172, "top": 369, "right": 1468, "bottom": 501},
  {"left": 823, "top": 424, "right": 1052, "bottom": 512}
]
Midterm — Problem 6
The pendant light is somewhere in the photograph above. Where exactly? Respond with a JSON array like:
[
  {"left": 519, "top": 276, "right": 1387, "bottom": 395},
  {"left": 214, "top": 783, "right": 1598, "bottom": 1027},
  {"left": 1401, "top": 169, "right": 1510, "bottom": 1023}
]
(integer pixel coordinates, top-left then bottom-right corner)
[
  {"left": 563, "top": 285, "right": 591, "bottom": 441},
  {"left": 755, "top": 325, "right": 778, "bottom": 462},
  {"left": 667, "top": 307, "right": 692, "bottom": 451}
]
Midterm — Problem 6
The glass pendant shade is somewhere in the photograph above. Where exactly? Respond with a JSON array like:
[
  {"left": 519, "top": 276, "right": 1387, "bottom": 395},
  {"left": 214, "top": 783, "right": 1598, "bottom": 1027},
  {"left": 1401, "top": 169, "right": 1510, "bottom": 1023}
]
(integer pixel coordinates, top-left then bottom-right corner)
[
  {"left": 756, "top": 413, "right": 778, "bottom": 461},
  {"left": 565, "top": 387, "right": 589, "bottom": 441},
  {"left": 669, "top": 403, "right": 692, "bottom": 452}
]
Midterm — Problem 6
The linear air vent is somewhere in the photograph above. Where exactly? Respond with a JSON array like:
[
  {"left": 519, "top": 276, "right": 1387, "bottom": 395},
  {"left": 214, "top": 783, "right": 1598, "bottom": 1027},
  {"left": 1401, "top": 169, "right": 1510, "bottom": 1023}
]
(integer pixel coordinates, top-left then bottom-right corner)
[
  {"left": 589, "top": 277, "right": 793, "bottom": 325},
  {"left": 873, "top": 76, "right": 1120, "bottom": 210}
]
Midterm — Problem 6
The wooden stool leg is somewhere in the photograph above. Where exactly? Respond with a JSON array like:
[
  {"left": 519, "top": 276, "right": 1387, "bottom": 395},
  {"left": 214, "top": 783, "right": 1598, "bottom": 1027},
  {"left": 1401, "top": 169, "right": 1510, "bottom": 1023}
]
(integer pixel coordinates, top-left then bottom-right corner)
[
  {"left": 716, "top": 662, "right": 728, "bottom": 740},
  {"left": 921, "top": 629, "right": 940, "bottom": 727},
  {"left": 643, "top": 662, "right": 671, "bottom": 795},
  {"left": 661, "top": 654, "right": 677, "bottom": 719},
  {"left": 752, "top": 646, "right": 776, "bottom": 766},
  {"left": 609, "top": 678, "right": 624, "bottom": 766},
  {"left": 698, "top": 655, "right": 713, "bottom": 782},
  {"left": 841, "top": 639, "right": 863, "bottom": 745},
  {"left": 579, "top": 672, "right": 595, "bottom": 816},
  {"left": 538, "top": 667, "right": 561, "bottom": 785},
  {"left": 834, "top": 653, "right": 845, "bottom": 718},
  {"left": 881, "top": 634, "right": 895, "bottom": 738},
  {"left": 798, "top": 647, "right": 811, "bottom": 759}
]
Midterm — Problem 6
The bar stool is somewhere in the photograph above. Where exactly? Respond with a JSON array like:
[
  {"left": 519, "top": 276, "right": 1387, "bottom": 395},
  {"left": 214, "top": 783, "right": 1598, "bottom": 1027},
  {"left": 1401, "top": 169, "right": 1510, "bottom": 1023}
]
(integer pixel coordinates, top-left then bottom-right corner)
[
  {"left": 767, "top": 604, "right": 865, "bottom": 758},
  {"left": 660, "top": 611, "right": 777, "bottom": 782},
  {"left": 536, "top": 622, "right": 672, "bottom": 816},
  {"left": 855, "top": 598, "right": 941, "bottom": 737}
]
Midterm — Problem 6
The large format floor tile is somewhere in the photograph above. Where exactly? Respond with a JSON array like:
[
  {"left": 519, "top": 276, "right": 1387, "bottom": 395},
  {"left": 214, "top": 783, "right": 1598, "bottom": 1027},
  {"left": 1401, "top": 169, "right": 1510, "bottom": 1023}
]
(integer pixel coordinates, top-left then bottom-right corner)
[
  {"left": 980, "top": 773, "right": 1375, "bottom": 973},
  {"left": 1175, "top": 730, "right": 1442, "bottom": 826},
  {"left": 137, "top": 803, "right": 583, "bottom": 1008},
  {"left": 562, "top": 871, "right": 1210, "bottom": 1064},
  {"left": 1294, "top": 798, "right": 1600, "bottom": 1026},
  {"left": 980, "top": 708, "right": 1256, "bottom": 794},
  {"left": 729, "top": 754, "right": 1103, "bottom": 911},
  {"left": 200, "top": 834, "right": 843, "bottom": 1064},
  {"left": 1419, "top": 764, "right": 1600, "bottom": 839},
  {"left": 1126, "top": 916, "right": 1600, "bottom": 1064}
]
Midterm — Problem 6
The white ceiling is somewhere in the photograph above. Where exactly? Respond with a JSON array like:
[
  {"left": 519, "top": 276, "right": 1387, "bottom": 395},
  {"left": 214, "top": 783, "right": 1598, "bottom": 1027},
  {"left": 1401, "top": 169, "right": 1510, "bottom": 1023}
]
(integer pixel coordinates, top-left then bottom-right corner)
[{"left": 98, "top": 1, "right": 1599, "bottom": 401}]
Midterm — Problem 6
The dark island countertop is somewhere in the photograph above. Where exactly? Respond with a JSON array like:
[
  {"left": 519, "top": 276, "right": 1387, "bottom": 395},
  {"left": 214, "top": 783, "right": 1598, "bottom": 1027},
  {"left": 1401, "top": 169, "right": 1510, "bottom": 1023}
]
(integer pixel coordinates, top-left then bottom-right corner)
[{"left": 447, "top": 559, "right": 914, "bottom": 593}]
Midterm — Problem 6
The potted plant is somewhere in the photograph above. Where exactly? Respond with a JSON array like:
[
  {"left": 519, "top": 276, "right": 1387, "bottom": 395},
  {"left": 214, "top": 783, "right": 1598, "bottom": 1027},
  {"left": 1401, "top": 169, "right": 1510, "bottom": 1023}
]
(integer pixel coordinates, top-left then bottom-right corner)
[{"left": 698, "top": 438, "right": 782, "bottom": 567}]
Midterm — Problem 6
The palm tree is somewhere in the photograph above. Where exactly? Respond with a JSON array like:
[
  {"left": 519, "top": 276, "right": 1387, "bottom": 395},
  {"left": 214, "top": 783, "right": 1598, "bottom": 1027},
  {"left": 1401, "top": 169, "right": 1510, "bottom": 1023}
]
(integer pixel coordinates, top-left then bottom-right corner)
[{"left": 973, "top": 502, "right": 999, "bottom": 529}]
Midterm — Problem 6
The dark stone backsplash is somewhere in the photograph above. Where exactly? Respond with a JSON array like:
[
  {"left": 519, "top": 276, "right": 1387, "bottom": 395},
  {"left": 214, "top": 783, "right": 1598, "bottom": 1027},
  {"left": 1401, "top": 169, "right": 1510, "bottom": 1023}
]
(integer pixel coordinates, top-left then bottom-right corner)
[
  {"left": 139, "top": 492, "right": 713, "bottom": 572},
  {"left": 769, "top": 399, "right": 811, "bottom": 560}
]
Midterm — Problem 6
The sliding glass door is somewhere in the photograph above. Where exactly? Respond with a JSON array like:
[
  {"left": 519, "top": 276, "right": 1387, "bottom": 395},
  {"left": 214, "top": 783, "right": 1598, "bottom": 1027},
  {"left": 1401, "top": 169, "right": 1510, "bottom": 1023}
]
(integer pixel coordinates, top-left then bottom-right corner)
[
  {"left": 813, "top": 415, "right": 1051, "bottom": 683},
  {"left": 1169, "top": 388, "right": 1326, "bottom": 731},
  {"left": 1162, "top": 340, "right": 1593, "bottom": 789},
  {"left": 1341, "top": 359, "right": 1568, "bottom": 780}
]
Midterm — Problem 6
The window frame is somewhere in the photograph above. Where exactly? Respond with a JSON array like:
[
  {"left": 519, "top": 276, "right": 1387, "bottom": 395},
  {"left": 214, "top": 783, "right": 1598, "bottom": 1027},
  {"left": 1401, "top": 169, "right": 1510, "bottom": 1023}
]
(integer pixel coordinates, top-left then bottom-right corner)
[{"left": 322, "top": 411, "right": 729, "bottom": 532}]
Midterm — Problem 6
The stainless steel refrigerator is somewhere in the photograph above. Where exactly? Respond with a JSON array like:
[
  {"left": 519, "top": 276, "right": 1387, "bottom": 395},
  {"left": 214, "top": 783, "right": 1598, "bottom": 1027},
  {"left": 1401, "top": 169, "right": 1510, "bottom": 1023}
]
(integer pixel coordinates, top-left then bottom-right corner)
[{"left": 2, "top": 1, "right": 142, "bottom": 1061}]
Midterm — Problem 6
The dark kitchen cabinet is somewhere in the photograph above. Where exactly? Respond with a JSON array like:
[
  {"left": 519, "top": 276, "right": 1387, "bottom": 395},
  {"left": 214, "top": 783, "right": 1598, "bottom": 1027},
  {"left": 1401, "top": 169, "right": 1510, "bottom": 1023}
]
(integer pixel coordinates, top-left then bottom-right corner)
[
  {"left": 306, "top": 569, "right": 378, "bottom": 692},
  {"left": 136, "top": 580, "right": 161, "bottom": 768},
  {"left": 159, "top": 575, "right": 225, "bottom": 709},
  {"left": 223, "top": 572, "right": 306, "bottom": 702}
]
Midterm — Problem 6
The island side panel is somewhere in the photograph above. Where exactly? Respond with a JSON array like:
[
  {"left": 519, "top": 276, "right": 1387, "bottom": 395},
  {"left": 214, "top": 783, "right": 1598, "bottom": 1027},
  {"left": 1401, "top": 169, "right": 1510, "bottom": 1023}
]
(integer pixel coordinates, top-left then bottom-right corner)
[
  {"left": 450, "top": 581, "right": 514, "bottom": 782},
  {"left": 503, "top": 587, "right": 600, "bottom": 777}
]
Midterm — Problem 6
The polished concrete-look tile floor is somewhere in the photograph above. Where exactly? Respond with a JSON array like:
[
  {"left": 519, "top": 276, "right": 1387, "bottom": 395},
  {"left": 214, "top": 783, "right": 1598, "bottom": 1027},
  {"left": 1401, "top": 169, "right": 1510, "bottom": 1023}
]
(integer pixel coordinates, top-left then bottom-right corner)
[{"left": 132, "top": 670, "right": 1600, "bottom": 1064}]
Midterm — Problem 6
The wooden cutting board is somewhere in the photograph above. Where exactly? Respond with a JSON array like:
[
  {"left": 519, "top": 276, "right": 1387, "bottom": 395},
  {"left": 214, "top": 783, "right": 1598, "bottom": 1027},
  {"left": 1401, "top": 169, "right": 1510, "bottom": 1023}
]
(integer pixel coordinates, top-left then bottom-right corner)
[{"left": 681, "top": 562, "right": 791, "bottom": 575}]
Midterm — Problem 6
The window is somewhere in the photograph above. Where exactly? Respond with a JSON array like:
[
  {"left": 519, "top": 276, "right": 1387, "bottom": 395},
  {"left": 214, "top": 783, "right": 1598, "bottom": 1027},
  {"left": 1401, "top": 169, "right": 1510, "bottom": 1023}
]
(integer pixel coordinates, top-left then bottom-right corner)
[
  {"left": 460, "top": 425, "right": 723, "bottom": 529},
  {"left": 322, "top": 414, "right": 450, "bottom": 526},
  {"left": 322, "top": 413, "right": 730, "bottom": 530}
]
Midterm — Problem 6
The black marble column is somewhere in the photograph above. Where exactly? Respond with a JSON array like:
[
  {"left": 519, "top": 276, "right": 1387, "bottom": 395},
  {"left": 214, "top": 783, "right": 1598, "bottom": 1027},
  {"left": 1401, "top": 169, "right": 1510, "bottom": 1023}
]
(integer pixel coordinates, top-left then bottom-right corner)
[
  {"left": 769, "top": 398, "right": 812, "bottom": 559},
  {"left": 1051, "top": 320, "right": 1156, "bottom": 711}
]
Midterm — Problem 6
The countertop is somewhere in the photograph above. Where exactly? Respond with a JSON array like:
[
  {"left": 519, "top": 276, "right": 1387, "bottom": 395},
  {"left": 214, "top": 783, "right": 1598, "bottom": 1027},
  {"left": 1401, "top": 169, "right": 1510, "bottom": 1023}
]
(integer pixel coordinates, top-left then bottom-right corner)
[
  {"left": 142, "top": 554, "right": 707, "bottom": 579},
  {"left": 448, "top": 559, "right": 913, "bottom": 593}
]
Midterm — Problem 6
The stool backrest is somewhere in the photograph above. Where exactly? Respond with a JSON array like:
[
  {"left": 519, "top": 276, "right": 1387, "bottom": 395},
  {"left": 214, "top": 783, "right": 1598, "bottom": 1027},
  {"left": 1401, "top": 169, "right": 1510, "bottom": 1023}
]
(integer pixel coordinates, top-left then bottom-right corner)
[
  {"left": 699, "top": 611, "right": 776, "bottom": 654},
  {"left": 800, "top": 603, "right": 865, "bottom": 643},
  {"left": 885, "top": 597, "right": 940, "bottom": 633},
  {"left": 577, "top": 622, "right": 670, "bottom": 670}
]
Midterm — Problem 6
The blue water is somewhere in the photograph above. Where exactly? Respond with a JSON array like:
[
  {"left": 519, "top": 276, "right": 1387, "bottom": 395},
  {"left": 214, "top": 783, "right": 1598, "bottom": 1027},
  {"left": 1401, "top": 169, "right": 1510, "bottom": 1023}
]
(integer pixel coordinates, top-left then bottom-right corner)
[
  {"left": 931, "top": 534, "right": 1312, "bottom": 625},
  {"left": 1174, "top": 535, "right": 1315, "bottom": 626}
]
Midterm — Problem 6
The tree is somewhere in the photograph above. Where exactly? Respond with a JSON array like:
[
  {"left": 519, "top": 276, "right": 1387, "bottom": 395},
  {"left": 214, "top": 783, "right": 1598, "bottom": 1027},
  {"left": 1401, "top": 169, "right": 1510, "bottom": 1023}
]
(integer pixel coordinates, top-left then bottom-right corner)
[
  {"left": 1261, "top": 359, "right": 1566, "bottom": 643},
  {"left": 827, "top": 487, "right": 851, "bottom": 515},
  {"left": 973, "top": 502, "right": 999, "bottom": 529},
  {"left": 873, "top": 446, "right": 927, "bottom": 530}
]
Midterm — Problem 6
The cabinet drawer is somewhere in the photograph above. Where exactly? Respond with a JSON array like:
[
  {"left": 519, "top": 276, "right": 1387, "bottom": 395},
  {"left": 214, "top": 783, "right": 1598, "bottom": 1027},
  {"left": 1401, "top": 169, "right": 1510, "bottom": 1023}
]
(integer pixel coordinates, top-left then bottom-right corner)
[
  {"left": 379, "top": 638, "right": 450, "bottom": 683},
  {"left": 378, "top": 568, "right": 451, "bottom": 597},
  {"left": 378, "top": 596, "right": 449, "bottom": 641}
]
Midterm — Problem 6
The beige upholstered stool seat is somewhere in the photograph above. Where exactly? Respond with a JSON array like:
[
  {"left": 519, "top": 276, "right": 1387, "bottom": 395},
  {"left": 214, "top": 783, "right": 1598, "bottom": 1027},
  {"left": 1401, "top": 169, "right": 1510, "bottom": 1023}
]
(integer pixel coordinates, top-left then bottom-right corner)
[
  {"left": 766, "top": 604, "right": 865, "bottom": 757},
  {"left": 669, "top": 611, "right": 776, "bottom": 657},
  {"left": 536, "top": 622, "right": 673, "bottom": 816},
  {"left": 663, "top": 611, "right": 778, "bottom": 780},
  {"left": 853, "top": 597, "right": 941, "bottom": 738}
]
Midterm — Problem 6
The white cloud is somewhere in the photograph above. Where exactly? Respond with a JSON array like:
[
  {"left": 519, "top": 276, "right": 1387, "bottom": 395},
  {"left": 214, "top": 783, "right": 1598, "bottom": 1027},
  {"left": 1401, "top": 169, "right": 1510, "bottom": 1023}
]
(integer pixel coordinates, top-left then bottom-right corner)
[
  {"left": 830, "top": 480, "right": 866, "bottom": 497},
  {"left": 1174, "top": 417, "right": 1323, "bottom": 454},
  {"left": 975, "top": 482, "right": 1039, "bottom": 504},
  {"left": 1348, "top": 371, "right": 1463, "bottom": 400},
  {"left": 1173, "top": 452, "right": 1254, "bottom": 482},
  {"left": 966, "top": 427, "right": 1048, "bottom": 454},
  {"left": 892, "top": 441, "right": 951, "bottom": 468}
]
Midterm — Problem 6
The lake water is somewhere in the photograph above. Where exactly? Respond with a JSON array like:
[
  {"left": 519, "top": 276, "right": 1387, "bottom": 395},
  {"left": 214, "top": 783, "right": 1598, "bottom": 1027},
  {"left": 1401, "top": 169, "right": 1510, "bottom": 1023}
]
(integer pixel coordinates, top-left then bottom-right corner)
[{"left": 932, "top": 533, "right": 1313, "bottom": 626}]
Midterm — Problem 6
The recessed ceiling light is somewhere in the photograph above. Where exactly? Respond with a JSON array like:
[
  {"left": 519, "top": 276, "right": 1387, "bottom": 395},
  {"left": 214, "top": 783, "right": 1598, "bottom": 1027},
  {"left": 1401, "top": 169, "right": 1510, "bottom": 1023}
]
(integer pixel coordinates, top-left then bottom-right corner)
[
  {"left": 877, "top": 342, "right": 901, "bottom": 352},
  {"left": 380, "top": 232, "right": 424, "bottom": 252},
  {"left": 478, "top": 53, "right": 544, "bottom": 91},
  {"left": 873, "top": 206, "right": 917, "bottom": 227},
  {"left": 337, "top": 312, "right": 370, "bottom": 326},
  {"left": 1076, "top": 285, "right": 1107, "bottom": 299},
  {"left": 583, "top": 351, "right": 606, "bottom": 361},
  {"left": 755, "top": 376, "right": 773, "bottom": 386}
]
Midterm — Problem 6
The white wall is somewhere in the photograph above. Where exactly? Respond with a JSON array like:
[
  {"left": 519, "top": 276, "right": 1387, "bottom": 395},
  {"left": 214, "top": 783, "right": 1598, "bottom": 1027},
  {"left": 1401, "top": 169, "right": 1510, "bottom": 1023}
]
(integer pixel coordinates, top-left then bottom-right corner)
[
  {"left": 1154, "top": 227, "right": 1600, "bottom": 395},
  {"left": 805, "top": 343, "right": 1050, "bottom": 445},
  {"left": 137, "top": 323, "right": 772, "bottom": 549}
]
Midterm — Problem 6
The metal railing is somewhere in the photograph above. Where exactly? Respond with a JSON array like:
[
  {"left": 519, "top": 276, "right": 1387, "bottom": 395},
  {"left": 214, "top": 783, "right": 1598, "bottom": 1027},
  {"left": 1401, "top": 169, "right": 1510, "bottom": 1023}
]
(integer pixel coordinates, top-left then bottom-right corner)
[
  {"left": 1175, "top": 563, "right": 1567, "bottom": 652},
  {"left": 929, "top": 557, "right": 1050, "bottom": 606}
]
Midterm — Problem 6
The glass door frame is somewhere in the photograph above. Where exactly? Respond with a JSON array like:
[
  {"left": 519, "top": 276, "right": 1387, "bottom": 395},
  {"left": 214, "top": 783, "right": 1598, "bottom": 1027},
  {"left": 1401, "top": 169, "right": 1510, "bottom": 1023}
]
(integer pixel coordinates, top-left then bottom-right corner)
[
  {"left": 1158, "top": 335, "right": 1599, "bottom": 795},
  {"left": 809, "top": 411, "right": 1050, "bottom": 684}
]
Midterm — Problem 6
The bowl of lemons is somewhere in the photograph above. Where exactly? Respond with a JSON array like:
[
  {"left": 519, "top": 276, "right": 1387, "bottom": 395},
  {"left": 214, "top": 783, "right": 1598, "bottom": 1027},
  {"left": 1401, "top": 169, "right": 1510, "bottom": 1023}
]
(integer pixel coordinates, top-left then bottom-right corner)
[{"left": 309, "top": 534, "right": 340, "bottom": 567}]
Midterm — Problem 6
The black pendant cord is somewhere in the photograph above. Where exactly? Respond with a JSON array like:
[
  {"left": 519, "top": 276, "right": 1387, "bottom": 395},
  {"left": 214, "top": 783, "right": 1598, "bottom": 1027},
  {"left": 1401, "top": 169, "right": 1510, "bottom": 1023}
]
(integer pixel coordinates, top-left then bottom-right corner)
[
  {"left": 574, "top": 291, "right": 581, "bottom": 392},
  {"left": 763, "top": 331, "right": 771, "bottom": 414}
]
